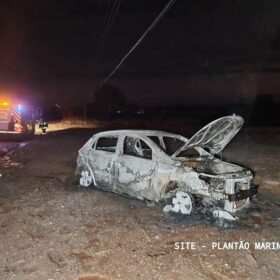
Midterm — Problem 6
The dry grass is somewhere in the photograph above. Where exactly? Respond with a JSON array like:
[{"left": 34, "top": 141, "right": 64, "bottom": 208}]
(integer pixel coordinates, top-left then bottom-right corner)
[{"left": 75, "top": 274, "right": 111, "bottom": 280}]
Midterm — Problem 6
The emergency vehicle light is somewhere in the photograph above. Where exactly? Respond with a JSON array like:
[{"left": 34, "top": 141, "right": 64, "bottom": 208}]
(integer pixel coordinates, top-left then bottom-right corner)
[
  {"left": 16, "top": 104, "right": 23, "bottom": 111},
  {"left": 0, "top": 101, "right": 10, "bottom": 107}
]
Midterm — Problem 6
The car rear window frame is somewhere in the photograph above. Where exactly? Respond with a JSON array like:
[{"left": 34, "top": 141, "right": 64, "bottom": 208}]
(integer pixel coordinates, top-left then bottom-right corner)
[{"left": 95, "top": 136, "right": 118, "bottom": 153}]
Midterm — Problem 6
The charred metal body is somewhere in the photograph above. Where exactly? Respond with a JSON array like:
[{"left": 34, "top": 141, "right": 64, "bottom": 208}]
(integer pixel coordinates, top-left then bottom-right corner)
[{"left": 76, "top": 115, "right": 257, "bottom": 221}]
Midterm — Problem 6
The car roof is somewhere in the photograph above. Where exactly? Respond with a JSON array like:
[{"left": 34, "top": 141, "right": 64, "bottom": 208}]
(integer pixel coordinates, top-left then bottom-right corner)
[{"left": 93, "top": 129, "right": 185, "bottom": 139}]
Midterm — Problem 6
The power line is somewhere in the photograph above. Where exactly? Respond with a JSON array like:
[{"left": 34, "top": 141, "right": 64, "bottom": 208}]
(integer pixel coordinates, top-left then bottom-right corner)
[
  {"left": 97, "top": 0, "right": 114, "bottom": 59},
  {"left": 100, "top": 0, "right": 118, "bottom": 44},
  {"left": 98, "top": 0, "right": 113, "bottom": 41},
  {"left": 97, "top": 0, "right": 122, "bottom": 60},
  {"left": 101, "top": 0, "right": 122, "bottom": 51},
  {"left": 99, "top": 0, "right": 177, "bottom": 87}
]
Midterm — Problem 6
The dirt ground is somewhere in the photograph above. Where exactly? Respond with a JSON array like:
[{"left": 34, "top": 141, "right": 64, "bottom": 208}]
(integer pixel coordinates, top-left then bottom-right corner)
[{"left": 0, "top": 123, "right": 279, "bottom": 280}]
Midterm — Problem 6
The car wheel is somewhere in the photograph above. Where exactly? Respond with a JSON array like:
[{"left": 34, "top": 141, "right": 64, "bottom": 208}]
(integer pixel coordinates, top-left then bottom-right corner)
[
  {"left": 79, "top": 170, "right": 92, "bottom": 187},
  {"left": 163, "top": 191, "right": 193, "bottom": 215}
]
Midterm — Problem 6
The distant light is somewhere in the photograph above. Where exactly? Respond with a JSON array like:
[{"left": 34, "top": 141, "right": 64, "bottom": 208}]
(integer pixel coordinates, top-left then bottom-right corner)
[
  {"left": 0, "top": 101, "right": 10, "bottom": 107},
  {"left": 16, "top": 104, "right": 23, "bottom": 111},
  {"left": 14, "top": 122, "right": 22, "bottom": 132}
]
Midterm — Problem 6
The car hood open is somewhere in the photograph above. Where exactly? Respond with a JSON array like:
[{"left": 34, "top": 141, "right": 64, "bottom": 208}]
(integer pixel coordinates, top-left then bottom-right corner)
[{"left": 172, "top": 115, "right": 244, "bottom": 156}]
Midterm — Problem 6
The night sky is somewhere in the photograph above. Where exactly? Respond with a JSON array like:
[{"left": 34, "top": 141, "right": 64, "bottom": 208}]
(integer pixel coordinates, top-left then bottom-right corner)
[{"left": 1, "top": 0, "right": 280, "bottom": 105}]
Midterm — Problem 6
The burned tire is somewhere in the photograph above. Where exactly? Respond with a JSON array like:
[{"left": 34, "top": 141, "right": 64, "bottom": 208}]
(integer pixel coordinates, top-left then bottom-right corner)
[
  {"left": 79, "top": 170, "right": 93, "bottom": 187},
  {"left": 163, "top": 191, "right": 194, "bottom": 215}
]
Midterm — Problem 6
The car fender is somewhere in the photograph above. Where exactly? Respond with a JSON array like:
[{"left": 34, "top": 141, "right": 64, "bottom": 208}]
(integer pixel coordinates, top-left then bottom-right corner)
[{"left": 182, "top": 171, "right": 210, "bottom": 196}]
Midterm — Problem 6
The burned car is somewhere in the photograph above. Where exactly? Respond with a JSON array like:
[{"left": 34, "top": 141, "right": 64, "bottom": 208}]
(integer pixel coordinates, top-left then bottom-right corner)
[{"left": 76, "top": 115, "right": 257, "bottom": 221}]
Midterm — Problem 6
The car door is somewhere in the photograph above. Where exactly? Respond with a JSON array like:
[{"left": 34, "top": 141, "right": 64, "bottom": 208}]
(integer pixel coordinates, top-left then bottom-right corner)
[
  {"left": 115, "top": 135, "right": 157, "bottom": 200},
  {"left": 87, "top": 136, "right": 118, "bottom": 189}
]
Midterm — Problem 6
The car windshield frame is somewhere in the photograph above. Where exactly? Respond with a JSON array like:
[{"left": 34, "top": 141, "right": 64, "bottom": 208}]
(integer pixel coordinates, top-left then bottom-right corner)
[
  {"left": 147, "top": 135, "right": 211, "bottom": 158},
  {"left": 147, "top": 135, "right": 185, "bottom": 156},
  {"left": 148, "top": 134, "right": 214, "bottom": 159}
]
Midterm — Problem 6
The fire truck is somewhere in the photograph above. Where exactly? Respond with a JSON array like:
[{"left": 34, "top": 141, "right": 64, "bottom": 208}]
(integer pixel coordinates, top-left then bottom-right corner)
[{"left": 0, "top": 100, "right": 38, "bottom": 138}]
